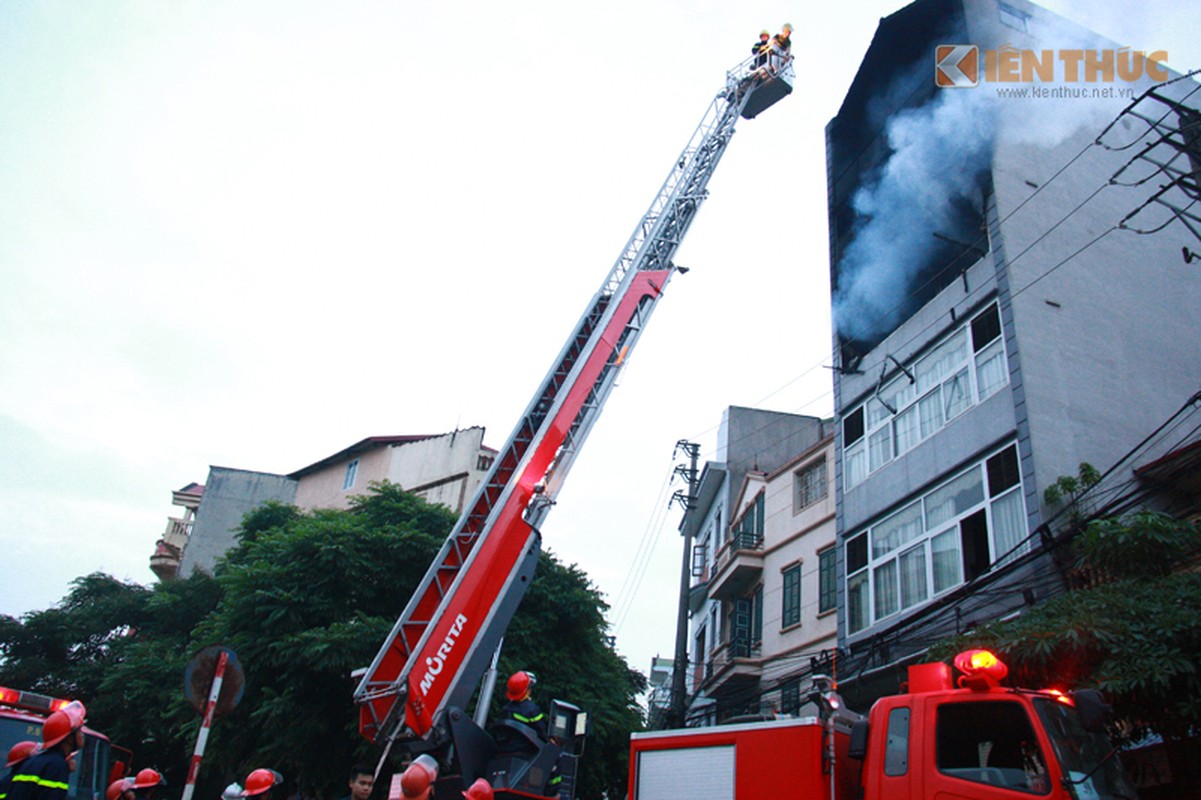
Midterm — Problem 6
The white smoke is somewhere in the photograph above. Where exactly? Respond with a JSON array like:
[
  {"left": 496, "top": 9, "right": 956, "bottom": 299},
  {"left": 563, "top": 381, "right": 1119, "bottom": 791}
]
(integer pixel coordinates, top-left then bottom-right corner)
[
  {"left": 833, "top": 87, "right": 997, "bottom": 343},
  {"left": 831, "top": 3, "right": 1158, "bottom": 345}
]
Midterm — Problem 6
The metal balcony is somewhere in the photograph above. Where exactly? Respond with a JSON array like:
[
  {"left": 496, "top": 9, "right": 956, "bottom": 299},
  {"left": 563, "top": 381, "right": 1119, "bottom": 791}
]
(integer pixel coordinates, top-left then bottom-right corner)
[
  {"left": 707, "top": 531, "right": 764, "bottom": 601},
  {"left": 702, "top": 637, "right": 762, "bottom": 701}
]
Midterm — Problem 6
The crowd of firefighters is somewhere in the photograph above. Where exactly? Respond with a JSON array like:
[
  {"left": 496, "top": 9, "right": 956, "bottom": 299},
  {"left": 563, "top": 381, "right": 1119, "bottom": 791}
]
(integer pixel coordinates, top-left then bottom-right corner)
[{"left": 0, "top": 672, "right": 548, "bottom": 800}]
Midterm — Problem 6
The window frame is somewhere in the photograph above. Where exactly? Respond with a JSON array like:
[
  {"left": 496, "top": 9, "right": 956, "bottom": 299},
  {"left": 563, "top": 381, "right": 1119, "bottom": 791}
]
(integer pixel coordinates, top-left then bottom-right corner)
[
  {"left": 781, "top": 562, "right": 802, "bottom": 629},
  {"left": 844, "top": 443, "right": 1028, "bottom": 635},
  {"left": 794, "top": 457, "right": 829, "bottom": 513},
  {"left": 818, "top": 547, "right": 837, "bottom": 615},
  {"left": 343, "top": 459, "right": 360, "bottom": 490},
  {"left": 842, "top": 303, "right": 1008, "bottom": 491}
]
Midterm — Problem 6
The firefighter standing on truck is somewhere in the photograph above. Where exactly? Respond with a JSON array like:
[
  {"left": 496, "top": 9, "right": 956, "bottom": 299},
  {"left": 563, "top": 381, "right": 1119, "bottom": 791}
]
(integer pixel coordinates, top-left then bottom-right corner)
[
  {"left": 501, "top": 672, "right": 563, "bottom": 797},
  {"left": 501, "top": 671, "right": 546, "bottom": 739},
  {"left": 9, "top": 701, "right": 86, "bottom": 800}
]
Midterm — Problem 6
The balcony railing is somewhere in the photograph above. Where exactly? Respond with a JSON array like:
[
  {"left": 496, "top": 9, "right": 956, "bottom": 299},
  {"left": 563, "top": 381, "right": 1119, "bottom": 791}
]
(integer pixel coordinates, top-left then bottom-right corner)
[
  {"left": 708, "top": 531, "right": 765, "bottom": 600},
  {"left": 714, "top": 530, "right": 763, "bottom": 572},
  {"left": 704, "top": 636, "right": 762, "bottom": 685},
  {"left": 162, "top": 517, "right": 193, "bottom": 548}
]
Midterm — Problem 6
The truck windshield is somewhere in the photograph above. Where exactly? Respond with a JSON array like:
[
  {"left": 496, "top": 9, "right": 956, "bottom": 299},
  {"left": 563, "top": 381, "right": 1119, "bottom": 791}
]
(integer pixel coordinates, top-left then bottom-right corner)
[{"left": 1032, "top": 698, "right": 1137, "bottom": 800}]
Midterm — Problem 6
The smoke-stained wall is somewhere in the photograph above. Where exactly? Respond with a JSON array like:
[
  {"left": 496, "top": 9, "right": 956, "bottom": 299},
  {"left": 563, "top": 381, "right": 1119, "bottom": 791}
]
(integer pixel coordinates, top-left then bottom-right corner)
[{"left": 826, "top": 0, "right": 989, "bottom": 364}]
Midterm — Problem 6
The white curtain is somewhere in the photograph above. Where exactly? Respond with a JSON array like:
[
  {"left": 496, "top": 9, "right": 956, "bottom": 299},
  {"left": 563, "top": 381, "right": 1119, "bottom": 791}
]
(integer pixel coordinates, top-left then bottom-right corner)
[
  {"left": 931, "top": 528, "right": 962, "bottom": 593},
  {"left": 991, "top": 489, "right": 1027, "bottom": 566},
  {"left": 874, "top": 559, "right": 899, "bottom": 620},
  {"left": 899, "top": 544, "right": 928, "bottom": 609},
  {"left": 925, "top": 468, "right": 984, "bottom": 529},
  {"left": 975, "top": 340, "right": 1008, "bottom": 400}
]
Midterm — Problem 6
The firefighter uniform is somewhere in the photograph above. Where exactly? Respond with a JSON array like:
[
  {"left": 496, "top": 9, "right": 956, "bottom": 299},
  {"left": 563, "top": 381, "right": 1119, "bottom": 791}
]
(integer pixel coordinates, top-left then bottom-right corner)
[
  {"left": 7, "top": 750, "right": 70, "bottom": 800},
  {"left": 1, "top": 742, "right": 39, "bottom": 800},
  {"left": 501, "top": 696, "right": 548, "bottom": 739}
]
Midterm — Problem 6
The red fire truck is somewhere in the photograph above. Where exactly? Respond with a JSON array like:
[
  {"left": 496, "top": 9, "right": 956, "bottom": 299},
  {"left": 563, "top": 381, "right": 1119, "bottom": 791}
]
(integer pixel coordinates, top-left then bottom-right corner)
[
  {"left": 0, "top": 686, "right": 128, "bottom": 800},
  {"left": 629, "top": 650, "right": 1137, "bottom": 799}
]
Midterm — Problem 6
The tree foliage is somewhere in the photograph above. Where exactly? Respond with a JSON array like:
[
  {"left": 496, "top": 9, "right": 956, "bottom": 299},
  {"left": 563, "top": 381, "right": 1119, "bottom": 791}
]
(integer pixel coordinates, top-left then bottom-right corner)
[
  {"left": 1042, "top": 461, "right": 1101, "bottom": 522},
  {"left": 0, "top": 483, "right": 645, "bottom": 800},
  {"left": 931, "top": 511, "right": 1201, "bottom": 739}
]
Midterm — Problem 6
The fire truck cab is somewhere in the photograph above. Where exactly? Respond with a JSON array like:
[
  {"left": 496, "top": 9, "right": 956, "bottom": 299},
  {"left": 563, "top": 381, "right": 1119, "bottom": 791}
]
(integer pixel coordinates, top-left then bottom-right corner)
[
  {"left": 0, "top": 686, "right": 126, "bottom": 800},
  {"left": 852, "top": 651, "right": 1136, "bottom": 800}
]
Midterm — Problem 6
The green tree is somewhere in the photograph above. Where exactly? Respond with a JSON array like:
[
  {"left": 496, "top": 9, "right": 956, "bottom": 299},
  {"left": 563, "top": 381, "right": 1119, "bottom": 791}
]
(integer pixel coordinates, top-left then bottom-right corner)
[
  {"left": 0, "top": 571, "right": 222, "bottom": 779},
  {"left": 0, "top": 483, "right": 645, "bottom": 799},
  {"left": 193, "top": 487, "right": 454, "bottom": 797},
  {"left": 931, "top": 510, "right": 1201, "bottom": 791},
  {"left": 1042, "top": 461, "right": 1101, "bottom": 524}
]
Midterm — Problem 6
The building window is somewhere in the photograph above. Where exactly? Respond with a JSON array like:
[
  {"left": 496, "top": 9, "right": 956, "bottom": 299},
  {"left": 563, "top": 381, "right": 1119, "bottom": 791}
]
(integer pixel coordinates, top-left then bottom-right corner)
[
  {"left": 780, "top": 679, "right": 800, "bottom": 715},
  {"left": 844, "top": 443, "right": 1027, "bottom": 635},
  {"left": 782, "top": 563, "right": 802, "bottom": 628},
  {"left": 752, "top": 585, "right": 763, "bottom": 644},
  {"left": 843, "top": 303, "right": 1008, "bottom": 491},
  {"left": 343, "top": 459, "right": 359, "bottom": 490},
  {"left": 794, "top": 458, "right": 828, "bottom": 512},
  {"left": 818, "top": 547, "right": 837, "bottom": 614},
  {"left": 691, "top": 542, "right": 707, "bottom": 577},
  {"left": 477, "top": 454, "right": 494, "bottom": 471},
  {"left": 731, "top": 593, "right": 759, "bottom": 658},
  {"left": 731, "top": 493, "right": 765, "bottom": 548}
]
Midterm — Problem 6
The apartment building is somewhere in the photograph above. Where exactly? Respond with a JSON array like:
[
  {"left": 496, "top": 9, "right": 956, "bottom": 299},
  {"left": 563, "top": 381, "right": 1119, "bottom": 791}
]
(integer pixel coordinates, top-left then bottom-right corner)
[
  {"left": 826, "top": 0, "right": 1201, "bottom": 703},
  {"left": 680, "top": 407, "right": 836, "bottom": 723}
]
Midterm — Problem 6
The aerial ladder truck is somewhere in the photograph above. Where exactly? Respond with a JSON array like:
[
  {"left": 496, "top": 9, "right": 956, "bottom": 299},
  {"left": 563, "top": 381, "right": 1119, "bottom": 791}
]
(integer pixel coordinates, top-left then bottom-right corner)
[{"left": 352, "top": 48, "right": 795, "bottom": 799}]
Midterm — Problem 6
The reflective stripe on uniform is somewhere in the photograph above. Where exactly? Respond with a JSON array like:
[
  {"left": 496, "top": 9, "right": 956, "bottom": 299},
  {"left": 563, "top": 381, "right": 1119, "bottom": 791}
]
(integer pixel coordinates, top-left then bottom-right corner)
[
  {"left": 11, "top": 776, "right": 69, "bottom": 791},
  {"left": 513, "top": 712, "right": 544, "bottom": 724}
]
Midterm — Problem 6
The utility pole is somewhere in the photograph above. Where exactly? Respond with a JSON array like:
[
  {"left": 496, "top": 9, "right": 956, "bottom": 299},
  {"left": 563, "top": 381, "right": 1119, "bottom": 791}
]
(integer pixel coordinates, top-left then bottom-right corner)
[{"left": 668, "top": 440, "right": 700, "bottom": 729}]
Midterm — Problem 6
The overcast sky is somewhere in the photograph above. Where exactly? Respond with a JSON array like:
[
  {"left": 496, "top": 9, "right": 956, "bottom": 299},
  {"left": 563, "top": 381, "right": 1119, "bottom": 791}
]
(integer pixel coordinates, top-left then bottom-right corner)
[{"left": 2, "top": 0, "right": 1198, "bottom": 687}]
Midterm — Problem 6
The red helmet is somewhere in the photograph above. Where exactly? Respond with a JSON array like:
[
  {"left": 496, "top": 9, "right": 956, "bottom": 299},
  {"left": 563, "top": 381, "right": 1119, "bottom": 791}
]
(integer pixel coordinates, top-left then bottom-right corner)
[
  {"left": 107, "top": 778, "right": 136, "bottom": 800},
  {"left": 6, "top": 740, "right": 38, "bottom": 767},
  {"left": 505, "top": 670, "right": 536, "bottom": 701},
  {"left": 42, "top": 701, "right": 87, "bottom": 748},
  {"left": 399, "top": 755, "right": 438, "bottom": 800},
  {"left": 461, "top": 778, "right": 493, "bottom": 800},
  {"left": 61, "top": 701, "right": 87, "bottom": 727},
  {"left": 241, "top": 769, "right": 283, "bottom": 797},
  {"left": 133, "top": 769, "right": 164, "bottom": 789}
]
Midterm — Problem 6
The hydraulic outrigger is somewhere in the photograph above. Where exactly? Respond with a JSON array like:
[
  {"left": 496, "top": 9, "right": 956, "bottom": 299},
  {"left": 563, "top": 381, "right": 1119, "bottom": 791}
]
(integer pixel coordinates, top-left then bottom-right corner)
[{"left": 353, "top": 46, "right": 794, "bottom": 799}]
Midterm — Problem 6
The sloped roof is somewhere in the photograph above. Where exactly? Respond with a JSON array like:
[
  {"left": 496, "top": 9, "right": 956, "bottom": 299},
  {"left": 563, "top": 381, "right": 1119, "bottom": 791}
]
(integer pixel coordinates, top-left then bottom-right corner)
[{"left": 288, "top": 435, "right": 440, "bottom": 479}]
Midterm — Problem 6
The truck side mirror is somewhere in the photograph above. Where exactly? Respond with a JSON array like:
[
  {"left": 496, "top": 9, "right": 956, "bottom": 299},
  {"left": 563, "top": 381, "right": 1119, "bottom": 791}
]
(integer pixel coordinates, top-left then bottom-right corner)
[
  {"left": 1070, "top": 689, "right": 1112, "bottom": 732},
  {"left": 848, "top": 719, "right": 869, "bottom": 760}
]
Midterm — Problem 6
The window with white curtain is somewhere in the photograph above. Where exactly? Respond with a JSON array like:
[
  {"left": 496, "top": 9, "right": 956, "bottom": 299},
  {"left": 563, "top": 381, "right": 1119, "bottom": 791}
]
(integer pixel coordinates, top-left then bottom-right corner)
[
  {"left": 843, "top": 302, "right": 1008, "bottom": 491},
  {"left": 844, "top": 443, "right": 1027, "bottom": 635}
]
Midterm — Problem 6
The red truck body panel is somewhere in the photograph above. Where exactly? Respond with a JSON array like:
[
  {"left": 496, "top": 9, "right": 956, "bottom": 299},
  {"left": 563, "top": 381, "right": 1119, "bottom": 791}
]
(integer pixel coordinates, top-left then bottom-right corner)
[{"left": 629, "top": 717, "right": 859, "bottom": 799}]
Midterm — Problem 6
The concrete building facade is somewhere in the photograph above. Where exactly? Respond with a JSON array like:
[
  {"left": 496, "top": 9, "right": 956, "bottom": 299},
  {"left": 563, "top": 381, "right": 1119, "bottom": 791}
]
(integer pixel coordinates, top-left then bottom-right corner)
[
  {"left": 826, "top": 0, "right": 1201, "bottom": 701},
  {"left": 681, "top": 407, "right": 837, "bottom": 724},
  {"left": 157, "top": 428, "right": 496, "bottom": 579},
  {"left": 290, "top": 429, "right": 496, "bottom": 513}
]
